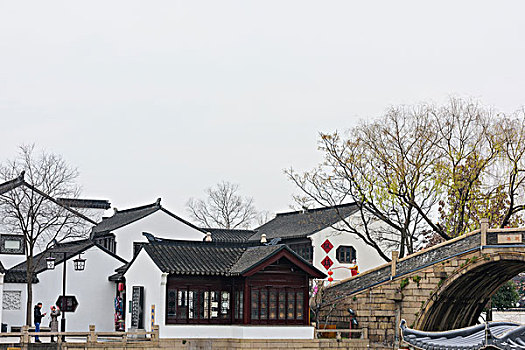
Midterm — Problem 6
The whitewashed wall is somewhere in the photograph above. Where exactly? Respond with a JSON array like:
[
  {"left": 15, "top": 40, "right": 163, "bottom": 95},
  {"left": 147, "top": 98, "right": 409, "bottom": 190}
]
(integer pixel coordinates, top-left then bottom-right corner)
[
  {"left": 3, "top": 282, "right": 27, "bottom": 329},
  {"left": 124, "top": 250, "right": 162, "bottom": 333},
  {"left": 160, "top": 325, "right": 314, "bottom": 339},
  {"left": 310, "top": 218, "right": 390, "bottom": 282},
  {"left": 114, "top": 211, "right": 204, "bottom": 262},
  {"left": 2, "top": 245, "right": 123, "bottom": 331},
  {"left": 0, "top": 255, "right": 27, "bottom": 271}
]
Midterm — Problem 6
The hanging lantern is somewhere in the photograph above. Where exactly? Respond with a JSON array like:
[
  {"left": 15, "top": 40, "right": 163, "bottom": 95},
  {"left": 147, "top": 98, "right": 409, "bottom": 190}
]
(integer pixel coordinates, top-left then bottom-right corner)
[
  {"left": 328, "top": 276, "right": 334, "bottom": 282},
  {"left": 328, "top": 270, "right": 333, "bottom": 276},
  {"left": 118, "top": 283, "right": 125, "bottom": 292},
  {"left": 73, "top": 255, "right": 86, "bottom": 271},
  {"left": 46, "top": 256, "right": 56, "bottom": 270}
]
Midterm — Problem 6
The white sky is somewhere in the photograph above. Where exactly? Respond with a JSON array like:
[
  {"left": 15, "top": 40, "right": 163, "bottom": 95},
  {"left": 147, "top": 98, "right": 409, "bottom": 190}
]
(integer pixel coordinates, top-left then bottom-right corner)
[{"left": 1, "top": 1, "right": 525, "bottom": 220}]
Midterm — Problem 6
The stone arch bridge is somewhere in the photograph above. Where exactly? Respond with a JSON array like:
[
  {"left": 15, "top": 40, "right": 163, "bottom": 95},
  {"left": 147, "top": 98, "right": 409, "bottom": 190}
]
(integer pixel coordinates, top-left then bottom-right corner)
[{"left": 321, "top": 220, "right": 525, "bottom": 348}]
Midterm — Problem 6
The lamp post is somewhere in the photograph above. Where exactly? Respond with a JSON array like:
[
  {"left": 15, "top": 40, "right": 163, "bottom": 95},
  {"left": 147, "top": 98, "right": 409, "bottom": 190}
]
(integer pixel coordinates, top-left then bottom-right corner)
[{"left": 46, "top": 252, "right": 86, "bottom": 340}]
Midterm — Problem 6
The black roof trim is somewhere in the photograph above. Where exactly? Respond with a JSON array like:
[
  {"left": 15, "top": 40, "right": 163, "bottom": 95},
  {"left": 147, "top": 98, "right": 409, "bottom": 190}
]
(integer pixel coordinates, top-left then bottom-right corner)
[
  {"left": 57, "top": 198, "right": 111, "bottom": 210},
  {"left": 274, "top": 202, "right": 358, "bottom": 217},
  {"left": 0, "top": 175, "right": 97, "bottom": 225}
]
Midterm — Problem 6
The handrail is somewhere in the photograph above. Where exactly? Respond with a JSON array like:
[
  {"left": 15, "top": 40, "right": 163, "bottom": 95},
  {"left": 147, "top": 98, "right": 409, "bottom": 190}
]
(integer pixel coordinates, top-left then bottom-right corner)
[{"left": 0, "top": 325, "right": 160, "bottom": 345}]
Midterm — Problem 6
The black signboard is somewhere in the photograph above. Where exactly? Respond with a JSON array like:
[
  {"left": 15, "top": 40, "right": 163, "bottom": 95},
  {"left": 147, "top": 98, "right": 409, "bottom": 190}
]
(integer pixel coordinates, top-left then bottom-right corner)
[
  {"left": 56, "top": 295, "right": 78, "bottom": 312},
  {"left": 131, "top": 286, "right": 144, "bottom": 329}
]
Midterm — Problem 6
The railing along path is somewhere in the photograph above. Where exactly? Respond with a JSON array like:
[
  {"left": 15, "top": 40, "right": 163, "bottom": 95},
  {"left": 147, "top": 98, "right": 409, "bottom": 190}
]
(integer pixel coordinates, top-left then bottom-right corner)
[{"left": 0, "top": 324, "right": 159, "bottom": 346}]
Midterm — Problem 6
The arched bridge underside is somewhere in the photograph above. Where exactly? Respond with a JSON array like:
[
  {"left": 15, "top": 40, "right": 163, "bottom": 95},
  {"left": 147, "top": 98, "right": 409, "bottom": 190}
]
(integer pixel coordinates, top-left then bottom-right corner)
[{"left": 417, "top": 250, "right": 525, "bottom": 331}]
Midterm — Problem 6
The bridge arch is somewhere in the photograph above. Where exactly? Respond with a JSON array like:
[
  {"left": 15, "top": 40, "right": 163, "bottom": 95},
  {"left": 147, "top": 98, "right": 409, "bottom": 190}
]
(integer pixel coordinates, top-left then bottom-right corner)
[{"left": 416, "top": 251, "right": 525, "bottom": 331}]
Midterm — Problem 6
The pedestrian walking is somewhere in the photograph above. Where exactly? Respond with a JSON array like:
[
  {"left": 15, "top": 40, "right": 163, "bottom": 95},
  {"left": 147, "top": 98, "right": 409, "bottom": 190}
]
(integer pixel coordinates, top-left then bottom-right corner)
[
  {"left": 33, "top": 302, "right": 46, "bottom": 343},
  {"left": 49, "top": 306, "right": 61, "bottom": 342}
]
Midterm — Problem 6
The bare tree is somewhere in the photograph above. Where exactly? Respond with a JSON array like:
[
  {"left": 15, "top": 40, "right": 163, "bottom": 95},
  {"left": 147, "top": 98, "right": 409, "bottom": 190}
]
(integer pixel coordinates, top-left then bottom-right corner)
[
  {"left": 288, "top": 98, "right": 525, "bottom": 261},
  {"left": 186, "top": 181, "right": 258, "bottom": 229},
  {"left": 0, "top": 145, "right": 93, "bottom": 325}
]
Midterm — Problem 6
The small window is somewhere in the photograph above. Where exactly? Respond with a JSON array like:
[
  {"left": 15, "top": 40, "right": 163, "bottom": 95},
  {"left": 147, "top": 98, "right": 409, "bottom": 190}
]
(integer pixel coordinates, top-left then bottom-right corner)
[
  {"left": 4, "top": 240, "right": 20, "bottom": 250},
  {"left": 0, "top": 235, "right": 25, "bottom": 255},
  {"left": 336, "top": 246, "right": 356, "bottom": 264},
  {"left": 289, "top": 243, "right": 313, "bottom": 263}
]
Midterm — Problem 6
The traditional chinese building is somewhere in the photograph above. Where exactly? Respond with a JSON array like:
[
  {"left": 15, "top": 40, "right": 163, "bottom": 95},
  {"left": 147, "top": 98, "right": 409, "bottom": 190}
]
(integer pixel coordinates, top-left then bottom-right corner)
[{"left": 122, "top": 236, "right": 325, "bottom": 338}]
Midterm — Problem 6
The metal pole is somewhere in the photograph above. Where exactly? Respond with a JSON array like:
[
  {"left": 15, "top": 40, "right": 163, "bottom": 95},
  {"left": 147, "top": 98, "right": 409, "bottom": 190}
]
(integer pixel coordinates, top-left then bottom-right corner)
[{"left": 61, "top": 252, "right": 66, "bottom": 341}]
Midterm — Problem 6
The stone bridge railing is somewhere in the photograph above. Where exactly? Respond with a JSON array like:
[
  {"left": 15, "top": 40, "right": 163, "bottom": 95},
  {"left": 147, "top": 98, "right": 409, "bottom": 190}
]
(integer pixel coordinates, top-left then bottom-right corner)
[
  {"left": 326, "top": 229, "right": 481, "bottom": 301},
  {"left": 326, "top": 220, "right": 525, "bottom": 301}
]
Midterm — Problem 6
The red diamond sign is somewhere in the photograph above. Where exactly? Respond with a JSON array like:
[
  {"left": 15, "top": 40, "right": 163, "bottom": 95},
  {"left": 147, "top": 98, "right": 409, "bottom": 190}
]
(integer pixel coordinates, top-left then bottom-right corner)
[
  {"left": 321, "top": 239, "right": 333, "bottom": 253},
  {"left": 321, "top": 256, "right": 333, "bottom": 270}
]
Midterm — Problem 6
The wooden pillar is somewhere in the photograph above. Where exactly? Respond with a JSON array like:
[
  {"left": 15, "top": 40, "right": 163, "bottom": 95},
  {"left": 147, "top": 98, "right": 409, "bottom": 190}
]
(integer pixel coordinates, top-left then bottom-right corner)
[{"left": 243, "top": 279, "right": 249, "bottom": 324}]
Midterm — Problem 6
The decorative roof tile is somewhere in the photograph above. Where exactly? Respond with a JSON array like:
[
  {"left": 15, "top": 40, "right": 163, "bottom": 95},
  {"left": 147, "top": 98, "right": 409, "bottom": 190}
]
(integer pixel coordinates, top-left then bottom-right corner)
[
  {"left": 249, "top": 203, "right": 358, "bottom": 241},
  {"left": 204, "top": 228, "right": 256, "bottom": 243}
]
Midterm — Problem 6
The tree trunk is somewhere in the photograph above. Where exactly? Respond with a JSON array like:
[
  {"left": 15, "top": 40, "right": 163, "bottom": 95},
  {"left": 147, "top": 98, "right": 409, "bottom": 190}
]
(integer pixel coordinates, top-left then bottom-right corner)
[{"left": 25, "top": 255, "right": 33, "bottom": 326}]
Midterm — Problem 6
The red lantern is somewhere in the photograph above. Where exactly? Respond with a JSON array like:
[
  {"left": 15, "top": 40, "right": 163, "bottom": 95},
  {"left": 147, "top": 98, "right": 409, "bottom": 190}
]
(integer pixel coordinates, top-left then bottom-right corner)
[
  {"left": 118, "top": 283, "right": 125, "bottom": 292},
  {"left": 328, "top": 270, "right": 334, "bottom": 276},
  {"left": 328, "top": 276, "right": 334, "bottom": 282}
]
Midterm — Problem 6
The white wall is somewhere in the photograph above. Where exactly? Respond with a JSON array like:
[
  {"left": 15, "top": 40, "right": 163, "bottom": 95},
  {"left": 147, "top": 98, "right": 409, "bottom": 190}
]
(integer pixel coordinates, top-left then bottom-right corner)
[
  {"left": 310, "top": 222, "right": 389, "bottom": 282},
  {"left": 160, "top": 325, "right": 314, "bottom": 339},
  {"left": 2, "top": 245, "right": 124, "bottom": 332},
  {"left": 114, "top": 211, "right": 205, "bottom": 262},
  {"left": 491, "top": 311, "right": 525, "bottom": 324},
  {"left": 0, "top": 255, "right": 27, "bottom": 270},
  {"left": 3, "top": 282, "right": 27, "bottom": 329},
  {"left": 124, "top": 249, "right": 162, "bottom": 333}
]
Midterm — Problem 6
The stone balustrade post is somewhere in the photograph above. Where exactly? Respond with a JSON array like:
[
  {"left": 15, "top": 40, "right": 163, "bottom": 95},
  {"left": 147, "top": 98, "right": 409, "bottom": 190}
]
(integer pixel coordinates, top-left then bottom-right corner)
[
  {"left": 20, "top": 325, "right": 29, "bottom": 346},
  {"left": 152, "top": 324, "right": 159, "bottom": 341},
  {"left": 481, "top": 218, "right": 489, "bottom": 246},
  {"left": 391, "top": 251, "right": 399, "bottom": 278},
  {"left": 88, "top": 324, "right": 97, "bottom": 343}
]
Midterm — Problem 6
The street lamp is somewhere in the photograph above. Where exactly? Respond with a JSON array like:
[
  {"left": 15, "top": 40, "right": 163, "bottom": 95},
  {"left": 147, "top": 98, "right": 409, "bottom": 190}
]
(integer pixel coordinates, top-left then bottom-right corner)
[{"left": 46, "top": 252, "right": 86, "bottom": 339}]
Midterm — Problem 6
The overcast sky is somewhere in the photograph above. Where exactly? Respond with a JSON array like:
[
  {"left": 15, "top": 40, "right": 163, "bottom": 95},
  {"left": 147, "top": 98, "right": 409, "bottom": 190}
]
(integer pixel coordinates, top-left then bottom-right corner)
[{"left": 1, "top": 1, "right": 525, "bottom": 221}]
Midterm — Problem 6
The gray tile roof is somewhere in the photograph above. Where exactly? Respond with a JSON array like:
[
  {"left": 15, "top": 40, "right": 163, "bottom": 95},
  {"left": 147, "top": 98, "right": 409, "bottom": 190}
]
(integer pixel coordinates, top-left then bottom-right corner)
[
  {"left": 230, "top": 245, "right": 283, "bottom": 274},
  {"left": 400, "top": 320, "right": 525, "bottom": 349},
  {"left": 5, "top": 239, "right": 94, "bottom": 283},
  {"left": 137, "top": 239, "right": 324, "bottom": 278},
  {"left": 5, "top": 239, "right": 127, "bottom": 283},
  {"left": 91, "top": 200, "right": 205, "bottom": 239},
  {"left": 91, "top": 201, "right": 160, "bottom": 235},
  {"left": 249, "top": 203, "right": 358, "bottom": 241},
  {"left": 204, "top": 228, "right": 256, "bottom": 243},
  {"left": 144, "top": 241, "right": 246, "bottom": 276}
]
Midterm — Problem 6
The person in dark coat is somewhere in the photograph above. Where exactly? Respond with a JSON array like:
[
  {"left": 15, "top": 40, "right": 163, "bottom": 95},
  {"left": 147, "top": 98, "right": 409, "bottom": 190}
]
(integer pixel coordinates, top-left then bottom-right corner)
[
  {"left": 34, "top": 303, "right": 46, "bottom": 342},
  {"left": 49, "top": 306, "right": 61, "bottom": 342}
]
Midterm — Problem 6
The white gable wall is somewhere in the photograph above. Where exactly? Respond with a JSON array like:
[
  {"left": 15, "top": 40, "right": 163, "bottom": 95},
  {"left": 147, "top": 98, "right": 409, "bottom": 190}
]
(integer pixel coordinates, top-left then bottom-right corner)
[
  {"left": 0, "top": 255, "right": 27, "bottom": 271},
  {"left": 310, "top": 218, "right": 391, "bottom": 282},
  {"left": 123, "top": 250, "right": 163, "bottom": 333},
  {"left": 2, "top": 246, "right": 123, "bottom": 331},
  {"left": 113, "top": 211, "right": 205, "bottom": 262}
]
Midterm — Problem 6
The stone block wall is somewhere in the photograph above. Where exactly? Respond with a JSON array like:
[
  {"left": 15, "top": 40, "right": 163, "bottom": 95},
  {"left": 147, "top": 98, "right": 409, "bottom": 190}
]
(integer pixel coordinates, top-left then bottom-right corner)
[{"left": 61, "top": 338, "right": 372, "bottom": 350}]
